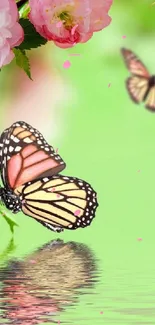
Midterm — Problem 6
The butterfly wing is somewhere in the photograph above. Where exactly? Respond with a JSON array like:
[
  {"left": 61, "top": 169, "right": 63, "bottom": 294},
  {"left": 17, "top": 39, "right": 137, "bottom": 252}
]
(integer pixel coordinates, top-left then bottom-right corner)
[
  {"left": 14, "top": 175, "right": 98, "bottom": 231},
  {"left": 145, "top": 85, "right": 155, "bottom": 111},
  {"left": 126, "top": 76, "right": 149, "bottom": 104},
  {"left": 0, "top": 126, "right": 9, "bottom": 175},
  {"left": 121, "top": 48, "right": 150, "bottom": 78},
  {"left": 0, "top": 121, "right": 66, "bottom": 191},
  {"left": 121, "top": 48, "right": 151, "bottom": 106}
]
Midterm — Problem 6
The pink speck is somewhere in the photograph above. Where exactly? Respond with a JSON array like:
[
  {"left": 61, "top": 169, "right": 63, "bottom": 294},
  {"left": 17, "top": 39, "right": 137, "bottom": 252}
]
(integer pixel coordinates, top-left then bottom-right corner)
[
  {"left": 55, "top": 148, "right": 58, "bottom": 153},
  {"left": 63, "top": 60, "right": 71, "bottom": 69},
  {"left": 71, "top": 24, "right": 78, "bottom": 35},
  {"left": 57, "top": 194, "right": 60, "bottom": 198},
  {"left": 137, "top": 238, "right": 142, "bottom": 241},
  {"left": 58, "top": 321, "right": 60, "bottom": 324},
  {"left": 108, "top": 83, "right": 111, "bottom": 87},
  {"left": 51, "top": 188, "right": 56, "bottom": 192},
  {"left": 56, "top": 21, "right": 63, "bottom": 28},
  {"left": 72, "top": 42, "right": 77, "bottom": 46},
  {"left": 29, "top": 260, "right": 37, "bottom": 264},
  {"left": 122, "top": 35, "right": 126, "bottom": 39},
  {"left": 100, "top": 311, "right": 104, "bottom": 314},
  {"left": 138, "top": 170, "right": 140, "bottom": 172},
  {"left": 74, "top": 209, "right": 81, "bottom": 216}
]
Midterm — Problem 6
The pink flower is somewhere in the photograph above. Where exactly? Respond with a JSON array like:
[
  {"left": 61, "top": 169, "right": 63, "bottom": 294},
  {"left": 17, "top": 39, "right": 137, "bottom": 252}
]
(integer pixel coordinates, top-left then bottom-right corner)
[
  {"left": 0, "top": 0, "right": 24, "bottom": 68},
  {"left": 29, "top": 0, "right": 113, "bottom": 48}
]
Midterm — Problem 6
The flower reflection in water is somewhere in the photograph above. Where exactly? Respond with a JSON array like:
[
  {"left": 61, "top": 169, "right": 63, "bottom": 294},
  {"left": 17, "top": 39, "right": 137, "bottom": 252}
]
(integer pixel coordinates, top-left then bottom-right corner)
[{"left": 0, "top": 239, "right": 98, "bottom": 324}]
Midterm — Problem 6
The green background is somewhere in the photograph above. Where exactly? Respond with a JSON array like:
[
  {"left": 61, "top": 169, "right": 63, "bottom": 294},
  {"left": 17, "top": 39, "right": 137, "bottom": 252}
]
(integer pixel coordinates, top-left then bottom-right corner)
[{"left": 1, "top": 0, "right": 155, "bottom": 324}]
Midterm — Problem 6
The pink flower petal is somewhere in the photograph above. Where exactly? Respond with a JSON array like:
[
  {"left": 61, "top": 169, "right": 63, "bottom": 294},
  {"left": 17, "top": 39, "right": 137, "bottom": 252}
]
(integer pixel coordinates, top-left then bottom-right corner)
[
  {"left": 0, "top": 41, "right": 12, "bottom": 67},
  {"left": 86, "top": 8, "right": 92, "bottom": 14},
  {"left": 63, "top": 60, "right": 71, "bottom": 69},
  {"left": 29, "top": 0, "right": 113, "bottom": 48},
  {"left": 71, "top": 24, "right": 78, "bottom": 36},
  {"left": 8, "top": 23, "right": 24, "bottom": 48},
  {"left": 0, "top": 0, "right": 24, "bottom": 68},
  {"left": 57, "top": 194, "right": 60, "bottom": 198},
  {"left": 122, "top": 35, "right": 126, "bottom": 39},
  {"left": 56, "top": 21, "right": 63, "bottom": 28}
]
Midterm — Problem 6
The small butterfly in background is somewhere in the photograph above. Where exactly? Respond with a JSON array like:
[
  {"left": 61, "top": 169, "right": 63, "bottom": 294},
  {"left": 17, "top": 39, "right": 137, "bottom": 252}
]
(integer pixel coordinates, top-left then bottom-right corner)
[
  {"left": 0, "top": 121, "right": 98, "bottom": 233},
  {"left": 121, "top": 48, "right": 155, "bottom": 112}
]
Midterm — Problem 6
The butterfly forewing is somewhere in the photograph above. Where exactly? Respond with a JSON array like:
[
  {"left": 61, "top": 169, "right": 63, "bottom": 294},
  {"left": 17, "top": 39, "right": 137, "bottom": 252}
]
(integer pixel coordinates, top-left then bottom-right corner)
[
  {"left": 0, "top": 126, "right": 11, "bottom": 184},
  {"left": 14, "top": 175, "right": 98, "bottom": 231},
  {"left": 121, "top": 48, "right": 150, "bottom": 78},
  {"left": 0, "top": 121, "right": 66, "bottom": 190}
]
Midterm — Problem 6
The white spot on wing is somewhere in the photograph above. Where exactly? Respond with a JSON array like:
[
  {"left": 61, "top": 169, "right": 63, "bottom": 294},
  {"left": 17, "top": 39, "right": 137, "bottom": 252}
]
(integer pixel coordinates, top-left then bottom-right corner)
[
  {"left": 23, "top": 137, "right": 33, "bottom": 143},
  {"left": 43, "top": 178, "right": 49, "bottom": 182},
  {"left": 14, "top": 137, "right": 20, "bottom": 143},
  {"left": 9, "top": 146, "right": 14, "bottom": 152},
  {"left": 15, "top": 146, "right": 21, "bottom": 152}
]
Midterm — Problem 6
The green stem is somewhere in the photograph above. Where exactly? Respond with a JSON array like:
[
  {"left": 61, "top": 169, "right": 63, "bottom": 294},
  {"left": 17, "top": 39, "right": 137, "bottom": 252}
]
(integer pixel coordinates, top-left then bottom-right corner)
[{"left": 17, "top": 0, "right": 28, "bottom": 9}]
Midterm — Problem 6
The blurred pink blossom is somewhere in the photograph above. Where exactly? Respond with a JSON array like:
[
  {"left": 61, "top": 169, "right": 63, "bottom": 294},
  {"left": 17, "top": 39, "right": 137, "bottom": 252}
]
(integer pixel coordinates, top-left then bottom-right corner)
[
  {"left": 0, "top": 0, "right": 24, "bottom": 68},
  {"left": 29, "top": 0, "right": 113, "bottom": 48}
]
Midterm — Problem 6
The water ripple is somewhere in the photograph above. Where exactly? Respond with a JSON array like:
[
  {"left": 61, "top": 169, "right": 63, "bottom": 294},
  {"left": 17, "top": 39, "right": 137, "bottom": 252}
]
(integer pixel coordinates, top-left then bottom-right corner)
[{"left": 0, "top": 239, "right": 98, "bottom": 325}]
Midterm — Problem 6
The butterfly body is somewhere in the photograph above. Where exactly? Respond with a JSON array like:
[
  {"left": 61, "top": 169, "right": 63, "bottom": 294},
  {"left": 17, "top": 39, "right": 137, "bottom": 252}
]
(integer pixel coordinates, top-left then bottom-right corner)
[
  {"left": 121, "top": 48, "right": 155, "bottom": 111},
  {"left": 148, "top": 75, "right": 155, "bottom": 89},
  {"left": 0, "top": 121, "right": 98, "bottom": 232},
  {"left": 0, "top": 187, "right": 22, "bottom": 213},
  {"left": 142, "top": 75, "right": 155, "bottom": 101}
]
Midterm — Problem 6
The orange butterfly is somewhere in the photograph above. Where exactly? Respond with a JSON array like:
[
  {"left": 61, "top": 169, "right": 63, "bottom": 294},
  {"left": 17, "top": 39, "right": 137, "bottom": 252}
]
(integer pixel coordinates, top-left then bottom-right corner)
[
  {"left": 121, "top": 48, "right": 155, "bottom": 111},
  {"left": 0, "top": 121, "right": 98, "bottom": 233}
]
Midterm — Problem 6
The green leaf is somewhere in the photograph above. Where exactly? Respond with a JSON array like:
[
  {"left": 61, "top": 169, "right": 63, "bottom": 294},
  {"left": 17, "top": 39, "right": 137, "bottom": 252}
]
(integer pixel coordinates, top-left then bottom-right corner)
[
  {"left": 18, "top": 18, "right": 47, "bottom": 50},
  {"left": 13, "top": 48, "right": 32, "bottom": 79},
  {"left": 0, "top": 238, "right": 16, "bottom": 263},
  {"left": 19, "top": 2, "right": 30, "bottom": 19},
  {"left": 1, "top": 209, "right": 19, "bottom": 234}
]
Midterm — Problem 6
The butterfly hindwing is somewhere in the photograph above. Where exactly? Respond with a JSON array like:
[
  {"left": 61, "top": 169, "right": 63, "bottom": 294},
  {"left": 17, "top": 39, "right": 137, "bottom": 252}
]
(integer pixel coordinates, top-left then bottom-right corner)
[
  {"left": 145, "top": 85, "right": 155, "bottom": 111},
  {"left": 126, "top": 76, "right": 149, "bottom": 104},
  {"left": 14, "top": 175, "right": 98, "bottom": 231},
  {"left": 0, "top": 121, "right": 66, "bottom": 190}
]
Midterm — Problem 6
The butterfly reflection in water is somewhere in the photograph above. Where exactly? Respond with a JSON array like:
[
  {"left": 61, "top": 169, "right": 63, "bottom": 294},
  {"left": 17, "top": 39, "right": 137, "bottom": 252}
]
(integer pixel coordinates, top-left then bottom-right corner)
[
  {"left": 0, "top": 121, "right": 98, "bottom": 232},
  {"left": 0, "top": 239, "right": 98, "bottom": 324},
  {"left": 121, "top": 48, "right": 155, "bottom": 111}
]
